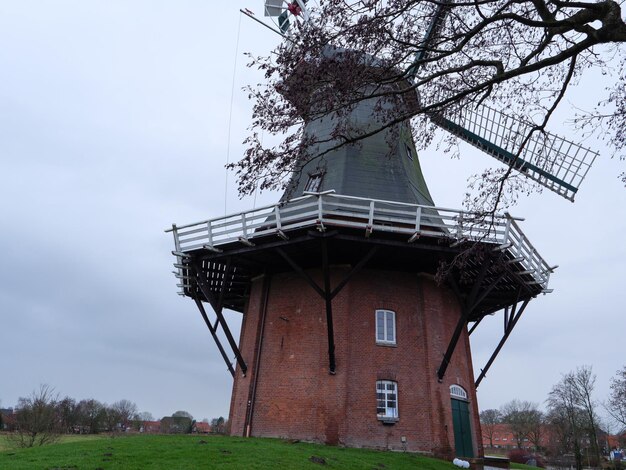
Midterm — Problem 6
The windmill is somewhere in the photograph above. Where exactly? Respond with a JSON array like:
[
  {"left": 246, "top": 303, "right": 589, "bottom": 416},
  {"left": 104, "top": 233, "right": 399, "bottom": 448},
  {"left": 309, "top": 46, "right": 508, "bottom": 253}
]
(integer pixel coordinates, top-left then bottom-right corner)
[
  {"left": 166, "top": 0, "right": 595, "bottom": 458},
  {"left": 260, "top": 0, "right": 598, "bottom": 202}
]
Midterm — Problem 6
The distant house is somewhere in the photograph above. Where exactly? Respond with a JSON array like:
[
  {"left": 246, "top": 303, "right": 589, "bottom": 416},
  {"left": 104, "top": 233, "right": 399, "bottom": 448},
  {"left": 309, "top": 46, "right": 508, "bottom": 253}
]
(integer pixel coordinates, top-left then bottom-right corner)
[
  {"left": 140, "top": 420, "right": 161, "bottom": 434},
  {"left": 194, "top": 421, "right": 211, "bottom": 434},
  {"left": 483, "top": 424, "right": 524, "bottom": 450},
  {"left": 482, "top": 423, "right": 552, "bottom": 451}
]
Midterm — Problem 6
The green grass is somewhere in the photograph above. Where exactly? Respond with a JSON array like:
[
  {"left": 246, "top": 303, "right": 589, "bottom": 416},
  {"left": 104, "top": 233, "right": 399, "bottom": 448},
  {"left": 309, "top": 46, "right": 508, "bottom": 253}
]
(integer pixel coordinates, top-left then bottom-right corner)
[
  {"left": 0, "top": 433, "right": 105, "bottom": 452},
  {"left": 0, "top": 434, "right": 460, "bottom": 469}
]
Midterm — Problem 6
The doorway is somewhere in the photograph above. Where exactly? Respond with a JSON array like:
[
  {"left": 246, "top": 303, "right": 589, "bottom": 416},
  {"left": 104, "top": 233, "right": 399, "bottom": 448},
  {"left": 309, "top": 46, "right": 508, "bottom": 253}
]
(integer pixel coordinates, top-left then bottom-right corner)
[{"left": 450, "top": 385, "right": 474, "bottom": 458}]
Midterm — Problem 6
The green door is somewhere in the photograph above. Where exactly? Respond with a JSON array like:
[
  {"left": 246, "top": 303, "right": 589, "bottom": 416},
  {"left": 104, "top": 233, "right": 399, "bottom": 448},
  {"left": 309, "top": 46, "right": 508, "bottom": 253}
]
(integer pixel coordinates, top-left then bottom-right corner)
[{"left": 451, "top": 398, "right": 474, "bottom": 458}]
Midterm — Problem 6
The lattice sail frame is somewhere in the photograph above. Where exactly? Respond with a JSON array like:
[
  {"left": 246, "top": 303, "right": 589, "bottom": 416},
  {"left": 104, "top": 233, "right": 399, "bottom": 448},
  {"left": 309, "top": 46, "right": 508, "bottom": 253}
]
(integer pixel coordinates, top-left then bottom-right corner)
[{"left": 432, "top": 103, "right": 598, "bottom": 201}]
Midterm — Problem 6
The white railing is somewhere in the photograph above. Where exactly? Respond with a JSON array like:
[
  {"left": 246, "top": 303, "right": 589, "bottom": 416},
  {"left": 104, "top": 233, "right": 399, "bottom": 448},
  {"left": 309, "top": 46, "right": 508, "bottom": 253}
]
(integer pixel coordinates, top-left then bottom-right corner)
[{"left": 166, "top": 192, "right": 553, "bottom": 291}]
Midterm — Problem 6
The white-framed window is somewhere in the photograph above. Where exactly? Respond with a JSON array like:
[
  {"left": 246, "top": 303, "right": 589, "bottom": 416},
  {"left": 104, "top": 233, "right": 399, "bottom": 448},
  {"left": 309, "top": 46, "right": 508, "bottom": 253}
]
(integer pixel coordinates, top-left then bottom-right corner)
[
  {"left": 450, "top": 384, "right": 468, "bottom": 400},
  {"left": 375, "top": 309, "right": 396, "bottom": 345},
  {"left": 376, "top": 380, "right": 398, "bottom": 420},
  {"left": 304, "top": 172, "right": 323, "bottom": 192}
]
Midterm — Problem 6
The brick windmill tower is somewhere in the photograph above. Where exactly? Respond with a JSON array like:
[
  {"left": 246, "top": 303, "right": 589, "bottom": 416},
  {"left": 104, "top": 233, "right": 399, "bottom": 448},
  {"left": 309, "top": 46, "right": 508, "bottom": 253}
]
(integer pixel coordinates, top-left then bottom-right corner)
[{"left": 167, "top": 0, "right": 597, "bottom": 458}]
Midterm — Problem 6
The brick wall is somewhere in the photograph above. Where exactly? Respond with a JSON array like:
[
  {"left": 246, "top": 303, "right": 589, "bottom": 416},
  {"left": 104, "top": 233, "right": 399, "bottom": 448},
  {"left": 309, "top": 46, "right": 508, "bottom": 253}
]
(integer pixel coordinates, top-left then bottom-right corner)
[{"left": 229, "top": 267, "right": 483, "bottom": 457}]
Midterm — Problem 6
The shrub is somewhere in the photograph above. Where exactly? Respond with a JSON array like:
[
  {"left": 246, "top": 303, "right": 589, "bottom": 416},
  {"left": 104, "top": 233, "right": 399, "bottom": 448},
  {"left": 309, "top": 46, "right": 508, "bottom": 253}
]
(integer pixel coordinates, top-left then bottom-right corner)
[{"left": 508, "top": 448, "right": 545, "bottom": 468}]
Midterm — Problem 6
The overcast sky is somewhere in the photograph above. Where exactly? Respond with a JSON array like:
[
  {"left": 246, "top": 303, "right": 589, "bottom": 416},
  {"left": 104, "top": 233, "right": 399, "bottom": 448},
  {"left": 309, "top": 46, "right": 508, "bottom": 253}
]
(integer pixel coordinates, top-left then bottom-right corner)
[{"left": 1, "top": 1, "right": 624, "bottom": 424}]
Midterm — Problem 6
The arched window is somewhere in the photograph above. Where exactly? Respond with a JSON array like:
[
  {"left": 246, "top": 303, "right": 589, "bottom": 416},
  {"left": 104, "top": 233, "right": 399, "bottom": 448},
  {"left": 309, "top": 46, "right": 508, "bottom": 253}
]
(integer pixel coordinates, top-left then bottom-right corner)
[
  {"left": 450, "top": 384, "right": 468, "bottom": 400},
  {"left": 376, "top": 380, "right": 398, "bottom": 421}
]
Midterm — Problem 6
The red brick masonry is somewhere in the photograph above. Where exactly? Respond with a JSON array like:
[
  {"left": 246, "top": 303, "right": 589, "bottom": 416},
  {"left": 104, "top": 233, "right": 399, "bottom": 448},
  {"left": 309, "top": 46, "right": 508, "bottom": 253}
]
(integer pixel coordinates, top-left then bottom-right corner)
[{"left": 229, "top": 267, "right": 484, "bottom": 457}]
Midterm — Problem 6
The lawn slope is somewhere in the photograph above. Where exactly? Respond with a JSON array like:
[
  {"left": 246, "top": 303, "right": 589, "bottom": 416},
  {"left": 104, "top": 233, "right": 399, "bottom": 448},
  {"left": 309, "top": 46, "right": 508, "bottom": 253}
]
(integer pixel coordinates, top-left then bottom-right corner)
[{"left": 0, "top": 434, "right": 458, "bottom": 469}]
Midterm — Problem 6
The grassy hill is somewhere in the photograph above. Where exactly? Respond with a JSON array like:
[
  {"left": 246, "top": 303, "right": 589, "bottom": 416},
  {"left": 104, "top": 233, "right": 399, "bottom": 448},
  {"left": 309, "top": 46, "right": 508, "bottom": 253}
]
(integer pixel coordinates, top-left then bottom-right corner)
[{"left": 0, "top": 434, "right": 461, "bottom": 469}]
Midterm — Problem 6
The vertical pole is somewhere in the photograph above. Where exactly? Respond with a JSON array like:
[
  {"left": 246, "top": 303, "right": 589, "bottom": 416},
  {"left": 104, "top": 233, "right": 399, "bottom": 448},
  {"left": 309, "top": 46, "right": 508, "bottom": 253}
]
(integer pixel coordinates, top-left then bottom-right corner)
[
  {"left": 321, "top": 239, "right": 336, "bottom": 374},
  {"left": 318, "top": 194, "right": 324, "bottom": 222},
  {"left": 244, "top": 273, "right": 272, "bottom": 437},
  {"left": 415, "top": 206, "right": 422, "bottom": 231}
]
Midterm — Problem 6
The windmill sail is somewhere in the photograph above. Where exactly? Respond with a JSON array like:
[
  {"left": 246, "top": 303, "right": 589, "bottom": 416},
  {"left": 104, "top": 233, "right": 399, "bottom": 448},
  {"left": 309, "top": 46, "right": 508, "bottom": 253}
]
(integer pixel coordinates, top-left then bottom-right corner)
[
  {"left": 431, "top": 104, "right": 598, "bottom": 201},
  {"left": 405, "top": 3, "right": 598, "bottom": 201}
]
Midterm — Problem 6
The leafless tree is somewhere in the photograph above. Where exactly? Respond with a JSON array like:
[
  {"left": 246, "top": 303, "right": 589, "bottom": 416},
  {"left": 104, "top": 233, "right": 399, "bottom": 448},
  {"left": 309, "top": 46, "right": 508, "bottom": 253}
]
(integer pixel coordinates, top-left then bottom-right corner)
[
  {"left": 10, "top": 385, "right": 61, "bottom": 448},
  {"left": 547, "top": 365, "right": 601, "bottom": 470},
  {"left": 110, "top": 399, "right": 138, "bottom": 432},
  {"left": 233, "top": 0, "right": 625, "bottom": 210},
  {"left": 607, "top": 365, "right": 626, "bottom": 430},
  {"left": 137, "top": 411, "right": 154, "bottom": 422},
  {"left": 525, "top": 408, "right": 545, "bottom": 451},
  {"left": 501, "top": 399, "right": 542, "bottom": 449},
  {"left": 480, "top": 408, "right": 502, "bottom": 448}
]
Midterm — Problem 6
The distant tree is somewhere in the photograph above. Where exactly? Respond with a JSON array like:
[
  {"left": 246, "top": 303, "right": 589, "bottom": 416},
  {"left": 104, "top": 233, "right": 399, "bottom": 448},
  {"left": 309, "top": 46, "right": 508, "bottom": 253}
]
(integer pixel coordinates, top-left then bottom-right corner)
[
  {"left": 11, "top": 385, "right": 61, "bottom": 448},
  {"left": 501, "top": 400, "right": 541, "bottom": 449},
  {"left": 547, "top": 366, "right": 600, "bottom": 470},
  {"left": 172, "top": 410, "right": 193, "bottom": 420},
  {"left": 76, "top": 399, "right": 106, "bottom": 434},
  {"left": 608, "top": 366, "right": 626, "bottom": 429},
  {"left": 56, "top": 396, "right": 78, "bottom": 433},
  {"left": 210, "top": 416, "right": 227, "bottom": 434},
  {"left": 137, "top": 411, "right": 154, "bottom": 422},
  {"left": 234, "top": 0, "right": 626, "bottom": 209},
  {"left": 131, "top": 411, "right": 154, "bottom": 431},
  {"left": 161, "top": 415, "right": 193, "bottom": 434},
  {"left": 480, "top": 409, "right": 502, "bottom": 448},
  {"left": 525, "top": 408, "right": 545, "bottom": 451},
  {"left": 110, "top": 399, "right": 138, "bottom": 431},
  {"left": 102, "top": 405, "right": 118, "bottom": 434}
]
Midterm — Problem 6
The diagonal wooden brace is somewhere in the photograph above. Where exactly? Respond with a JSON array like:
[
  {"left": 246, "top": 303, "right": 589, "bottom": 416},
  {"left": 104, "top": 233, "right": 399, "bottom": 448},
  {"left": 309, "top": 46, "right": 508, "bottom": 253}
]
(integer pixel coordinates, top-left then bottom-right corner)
[
  {"left": 193, "top": 296, "right": 236, "bottom": 377},
  {"left": 437, "top": 259, "right": 503, "bottom": 381},
  {"left": 475, "top": 298, "right": 530, "bottom": 388},
  {"left": 191, "top": 258, "right": 248, "bottom": 375}
]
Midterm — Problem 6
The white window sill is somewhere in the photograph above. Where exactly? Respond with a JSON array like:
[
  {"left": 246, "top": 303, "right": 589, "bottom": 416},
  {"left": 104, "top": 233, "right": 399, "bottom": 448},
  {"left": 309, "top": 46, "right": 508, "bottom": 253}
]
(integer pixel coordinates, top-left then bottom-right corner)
[{"left": 375, "top": 341, "right": 397, "bottom": 347}]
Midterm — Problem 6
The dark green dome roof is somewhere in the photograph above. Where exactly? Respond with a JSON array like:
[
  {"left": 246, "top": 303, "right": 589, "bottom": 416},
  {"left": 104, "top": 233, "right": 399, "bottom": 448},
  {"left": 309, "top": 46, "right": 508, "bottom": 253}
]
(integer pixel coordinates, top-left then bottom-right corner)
[{"left": 282, "top": 103, "right": 435, "bottom": 207}]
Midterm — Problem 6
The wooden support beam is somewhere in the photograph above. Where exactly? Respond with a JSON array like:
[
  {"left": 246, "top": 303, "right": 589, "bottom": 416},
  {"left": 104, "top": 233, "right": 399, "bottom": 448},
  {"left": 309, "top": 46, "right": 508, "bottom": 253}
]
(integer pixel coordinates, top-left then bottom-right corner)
[
  {"left": 321, "top": 239, "right": 337, "bottom": 374},
  {"left": 191, "top": 259, "right": 248, "bottom": 375},
  {"left": 437, "top": 259, "right": 494, "bottom": 381},
  {"left": 475, "top": 299, "right": 530, "bottom": 388},
  {"left": 193, "top": 296, "right": 235, "bottom": 377},
  {"left": 468, "top": 317, "right": 482, "bottom": 336},
  {"left": 467, "top": 270, "right": 507, "bottom": 313},
  {"left": 330, "top": 247, "right": 378, "bottom": 299},
  {"left": 275, "top": 248, "right": 325, "bottom": 298}
]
